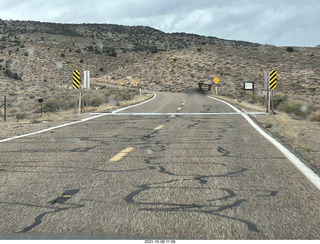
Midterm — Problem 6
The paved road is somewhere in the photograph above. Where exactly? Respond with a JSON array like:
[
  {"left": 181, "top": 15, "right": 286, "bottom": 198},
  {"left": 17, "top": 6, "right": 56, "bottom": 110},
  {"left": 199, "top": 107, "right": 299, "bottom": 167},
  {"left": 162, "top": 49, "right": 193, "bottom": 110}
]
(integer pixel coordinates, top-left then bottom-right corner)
[{"left": 1, "top": 92, "right": 320, "bottom": 239}]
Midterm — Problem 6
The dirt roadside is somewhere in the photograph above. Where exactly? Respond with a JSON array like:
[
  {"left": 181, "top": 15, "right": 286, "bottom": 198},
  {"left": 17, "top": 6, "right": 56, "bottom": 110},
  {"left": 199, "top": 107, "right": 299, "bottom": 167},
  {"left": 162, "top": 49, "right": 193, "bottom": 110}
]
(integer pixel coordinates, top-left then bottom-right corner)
[
  {"left": 214, "top": 95, "right": 320, "bottom": 177},
  {"left": 0, "top": 93, "right": 154, "bottom": 141}
]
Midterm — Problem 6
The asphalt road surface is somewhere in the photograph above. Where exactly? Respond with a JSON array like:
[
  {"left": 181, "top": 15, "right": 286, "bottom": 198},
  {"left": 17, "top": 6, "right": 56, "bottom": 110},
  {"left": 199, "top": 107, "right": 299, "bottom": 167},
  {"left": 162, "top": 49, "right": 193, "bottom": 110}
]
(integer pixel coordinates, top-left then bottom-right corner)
[{"left": 1, "top": 92, "right": 320, "bottom": 239}]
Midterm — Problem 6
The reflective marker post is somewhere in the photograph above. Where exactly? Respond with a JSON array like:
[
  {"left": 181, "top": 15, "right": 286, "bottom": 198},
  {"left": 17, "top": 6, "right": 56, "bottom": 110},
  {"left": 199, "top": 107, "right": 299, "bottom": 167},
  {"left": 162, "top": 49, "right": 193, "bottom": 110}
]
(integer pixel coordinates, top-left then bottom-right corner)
[{"left": 83, "top": 70, "right": 90, "bottom": 113}]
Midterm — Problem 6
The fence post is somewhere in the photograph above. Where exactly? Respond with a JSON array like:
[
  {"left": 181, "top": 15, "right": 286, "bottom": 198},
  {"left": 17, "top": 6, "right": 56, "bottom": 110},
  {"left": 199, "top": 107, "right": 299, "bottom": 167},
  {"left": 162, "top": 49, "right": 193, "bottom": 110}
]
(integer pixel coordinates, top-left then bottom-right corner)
[{"left": 4, "top": 96, "right": 6, "bottom": 121}]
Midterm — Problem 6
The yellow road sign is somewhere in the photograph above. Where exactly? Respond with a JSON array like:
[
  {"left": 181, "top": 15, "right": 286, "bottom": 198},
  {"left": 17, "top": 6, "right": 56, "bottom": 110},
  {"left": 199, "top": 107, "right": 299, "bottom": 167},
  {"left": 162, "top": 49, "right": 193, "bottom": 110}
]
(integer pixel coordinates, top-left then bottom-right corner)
[
  {"left": 73, "top": 70, "right": 80, "bottom": 89},
  {"left": 270, "top": 70, "right": 277, "bottom": 89},
  {"left": 213, "top": 77, "right": 220, "bottom": 84}
]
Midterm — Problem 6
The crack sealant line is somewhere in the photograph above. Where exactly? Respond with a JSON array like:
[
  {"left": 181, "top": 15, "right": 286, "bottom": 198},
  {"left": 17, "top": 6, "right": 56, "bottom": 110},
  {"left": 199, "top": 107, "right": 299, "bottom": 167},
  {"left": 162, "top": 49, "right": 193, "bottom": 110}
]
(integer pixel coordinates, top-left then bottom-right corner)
[
  {"left": 207, "top": 95, "right": 320, "bottom": 191},
  {"left": 0, "top": 93, "right": 157, "bottom": 143}
]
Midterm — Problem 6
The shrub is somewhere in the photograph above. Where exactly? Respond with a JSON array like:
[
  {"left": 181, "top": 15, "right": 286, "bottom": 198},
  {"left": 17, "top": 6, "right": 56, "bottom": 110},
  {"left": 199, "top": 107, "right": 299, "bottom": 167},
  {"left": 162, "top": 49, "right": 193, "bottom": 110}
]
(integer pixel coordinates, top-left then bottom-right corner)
[
  {"left": 43, "top": 99, "right": 65, "bottom": 112},
  {"left": 89, "top": 96, "right": 104, "bottom": 107},
  {"left": 277, "top": 101, "right": 310, "bottom": 119},
  {"left": 16, "top": 112, "right": 27, "bottom": 120},
  {"left": 13, "top": 72, "right": 20, "bottom": 80},
  {"left": 31, "top": 119, "right": 41, "bottom": 124},
  {"left": 107, "top": 47, "right": 117, "bottom": 57},
  {"left": 5, "top": 59, "right": 13, "bottom": 68},
  {"left": 5, "top": 69, "right": 14, "bottom": 78},
  {"left": 286, "top": 47, "right": 294, "bottom": 52},
  {"left": 308, "top": 110, "right": 320, "bottom": 122},
  {"left": 273, "top": 95, "right": 288, "bottom": 108}
]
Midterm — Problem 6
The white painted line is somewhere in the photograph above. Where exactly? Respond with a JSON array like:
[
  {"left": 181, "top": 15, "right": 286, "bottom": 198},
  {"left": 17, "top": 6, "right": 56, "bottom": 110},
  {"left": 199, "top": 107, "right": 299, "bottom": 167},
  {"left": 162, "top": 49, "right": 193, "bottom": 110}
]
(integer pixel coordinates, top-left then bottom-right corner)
[
  {"left": 107, "top": 112, "right": 267, "bottom": 116},
  {"left": 112, "top": 93, "right": 157, "bottom": 113},
  {"left": 207, "top": 95, "right": 320, "bottom": 191},
  {"left": 0, "top": 93, "right": 157, "bottom": 143},
  {"left": 0, "top": 113, "right": 107, "bottom": 143}
]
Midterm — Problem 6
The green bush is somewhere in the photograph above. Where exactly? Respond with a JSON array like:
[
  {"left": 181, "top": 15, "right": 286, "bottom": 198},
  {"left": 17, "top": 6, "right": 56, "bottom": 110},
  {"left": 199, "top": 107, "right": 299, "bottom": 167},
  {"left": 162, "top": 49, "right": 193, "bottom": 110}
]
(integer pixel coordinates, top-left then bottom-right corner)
[
  {"left": 273, "top": 95, "right": 288, "bottom": 109},
  {"left": 16, "top": 112, "right": 27, "bottom": 120},
  {"left": 277, "top": 101, "right": 310, "bottom": 119},
  {"left": 43, "top": 99, "right": 65, "bottom": 112}
]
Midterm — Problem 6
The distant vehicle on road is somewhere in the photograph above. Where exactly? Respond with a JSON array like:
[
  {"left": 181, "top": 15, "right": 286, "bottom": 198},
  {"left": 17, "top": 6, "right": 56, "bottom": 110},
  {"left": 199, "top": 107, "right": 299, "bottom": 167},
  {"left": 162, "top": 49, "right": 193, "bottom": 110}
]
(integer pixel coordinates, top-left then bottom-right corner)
[{"left": 198, "top": 81, "right": 212, "bottom": 91}]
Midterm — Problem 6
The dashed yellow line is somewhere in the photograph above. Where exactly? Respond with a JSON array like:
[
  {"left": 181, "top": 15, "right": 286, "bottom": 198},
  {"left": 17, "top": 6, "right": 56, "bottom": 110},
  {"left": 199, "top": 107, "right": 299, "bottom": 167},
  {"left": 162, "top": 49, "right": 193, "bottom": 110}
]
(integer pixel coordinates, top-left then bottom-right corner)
[
  {"left": 170, "top": 114, "right": 176, "bottom": 118},
  {"left": 109, "top": 147, "right": 134, "bottom": 162},
  {"left": 154, "top": 125, "right": 164, "bottom": 131},
  {"left": 177, "top": 107, "right": 182, "bottom": 110}
]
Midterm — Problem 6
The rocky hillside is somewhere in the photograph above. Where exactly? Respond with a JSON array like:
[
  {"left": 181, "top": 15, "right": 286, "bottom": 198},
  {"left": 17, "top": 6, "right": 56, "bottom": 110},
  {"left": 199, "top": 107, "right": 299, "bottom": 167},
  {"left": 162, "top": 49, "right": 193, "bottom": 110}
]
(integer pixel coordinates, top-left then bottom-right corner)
[{"left": 0, "top": 19, "right": 319, "bottom": 115}]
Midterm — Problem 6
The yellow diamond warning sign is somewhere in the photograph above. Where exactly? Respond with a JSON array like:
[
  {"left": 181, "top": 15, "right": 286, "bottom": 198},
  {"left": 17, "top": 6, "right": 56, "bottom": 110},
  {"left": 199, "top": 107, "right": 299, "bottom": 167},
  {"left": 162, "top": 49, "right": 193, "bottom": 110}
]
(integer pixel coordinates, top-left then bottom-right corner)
[{"left": 213, "top": 77, "right": 220, "bottom": 84}]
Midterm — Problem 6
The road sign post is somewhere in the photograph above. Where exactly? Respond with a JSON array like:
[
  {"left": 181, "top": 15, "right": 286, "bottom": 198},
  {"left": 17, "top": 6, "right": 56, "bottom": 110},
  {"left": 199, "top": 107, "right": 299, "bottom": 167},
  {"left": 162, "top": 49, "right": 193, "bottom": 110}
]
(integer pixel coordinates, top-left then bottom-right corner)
[
  {"left": 73, "top": 70, "right": 81, "bottom": 114},
  {"left": 269, "top": 70, "right": 277, "bottom": 114},
  {"left": 213, "top": 77, "right": 220, "bottom": 95},
  {"left": 4, "top": 96, "right": 6, "bottom": 122},
  {"left": 83, "top": 70, "right": 90, "bottom": 113},
  {"left": 38, "top": 98, "right": 44, "bottom": 117},
  {"left": 263, "top": 71, "right": 268, "bottom": 108}
]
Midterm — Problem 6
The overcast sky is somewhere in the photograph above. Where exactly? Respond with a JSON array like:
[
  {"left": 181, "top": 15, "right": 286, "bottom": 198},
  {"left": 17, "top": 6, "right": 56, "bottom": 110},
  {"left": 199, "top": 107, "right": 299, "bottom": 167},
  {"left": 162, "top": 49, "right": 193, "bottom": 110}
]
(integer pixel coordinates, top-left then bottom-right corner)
[{"left": 1, "top": 0, "right": 320, "bottom": 47}]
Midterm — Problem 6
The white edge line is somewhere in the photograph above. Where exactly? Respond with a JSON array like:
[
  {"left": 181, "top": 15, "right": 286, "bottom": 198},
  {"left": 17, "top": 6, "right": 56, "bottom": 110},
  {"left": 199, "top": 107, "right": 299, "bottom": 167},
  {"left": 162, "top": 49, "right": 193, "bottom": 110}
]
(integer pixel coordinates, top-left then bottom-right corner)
[
  {"left": 107, "top": 112, "right": 267, "bottom": 116},
  {"left": 207, "top": 95, "right": 320, "bottom": 191},
  {"left": 0, "top": 113, "right": 106, "bottom": 143},
  {"left": 112, "top": 93, "right": 157, "bottom": 113},
  {"left": 0, "top": 93, "right": 157, "bottom": 143}
]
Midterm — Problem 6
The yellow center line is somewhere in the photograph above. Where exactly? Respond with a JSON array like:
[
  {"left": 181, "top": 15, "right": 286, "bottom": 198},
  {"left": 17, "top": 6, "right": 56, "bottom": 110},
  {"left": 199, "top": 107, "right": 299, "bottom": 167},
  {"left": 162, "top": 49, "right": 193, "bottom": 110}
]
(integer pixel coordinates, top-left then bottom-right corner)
[
  {"left": 154, "top": 125, "right": 164, "bottom": 131},
  {"left": 170, "top": 114, "right": 176, "bottom": 118},
  {"left": 109, "top": 147, "right": 134, "bottom": 162},
  {"left": 177, "top": 107, "right": 182, "bottom": 110}
]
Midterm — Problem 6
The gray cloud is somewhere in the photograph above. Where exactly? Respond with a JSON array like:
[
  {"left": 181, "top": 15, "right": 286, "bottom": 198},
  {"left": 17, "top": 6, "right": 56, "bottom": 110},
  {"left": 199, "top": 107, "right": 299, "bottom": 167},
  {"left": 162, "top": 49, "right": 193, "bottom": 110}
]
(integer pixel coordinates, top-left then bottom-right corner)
[{"left": 0, "top": 0, "right": 319, "bottom": 46}]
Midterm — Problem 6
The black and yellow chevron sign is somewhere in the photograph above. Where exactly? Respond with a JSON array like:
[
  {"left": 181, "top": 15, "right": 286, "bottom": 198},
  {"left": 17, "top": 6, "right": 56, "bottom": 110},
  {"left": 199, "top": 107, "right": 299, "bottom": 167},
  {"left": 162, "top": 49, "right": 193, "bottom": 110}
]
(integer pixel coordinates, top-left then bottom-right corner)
[
  {"left": 73, "top": 70, "right": 80, "bottom": 89},
  {"left": 269, "top": 70, "right": 277, "bottom": 90}
]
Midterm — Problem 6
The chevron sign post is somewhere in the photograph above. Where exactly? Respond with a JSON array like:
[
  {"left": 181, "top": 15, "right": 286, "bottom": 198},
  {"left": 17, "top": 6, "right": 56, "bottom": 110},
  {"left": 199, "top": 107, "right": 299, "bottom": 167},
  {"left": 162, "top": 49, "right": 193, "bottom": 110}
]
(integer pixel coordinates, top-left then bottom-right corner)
[{"left": 269, "top": 70, "right": 277, "bottom": 114}]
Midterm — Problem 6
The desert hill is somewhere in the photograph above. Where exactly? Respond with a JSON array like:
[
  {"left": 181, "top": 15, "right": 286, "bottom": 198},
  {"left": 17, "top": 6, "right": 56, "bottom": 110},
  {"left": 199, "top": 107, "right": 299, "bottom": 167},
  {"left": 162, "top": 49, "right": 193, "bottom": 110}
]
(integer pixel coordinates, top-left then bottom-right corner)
[{"left": 0, "top": 19, "right": 319, "bottom": 116}]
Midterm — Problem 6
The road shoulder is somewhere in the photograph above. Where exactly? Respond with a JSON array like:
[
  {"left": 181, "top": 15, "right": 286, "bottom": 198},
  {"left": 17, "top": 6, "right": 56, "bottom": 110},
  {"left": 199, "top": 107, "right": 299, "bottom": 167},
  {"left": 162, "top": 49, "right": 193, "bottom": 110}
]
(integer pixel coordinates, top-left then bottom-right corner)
[{"left": 213, "top": 95, "right": 320, "bottom": 178}]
